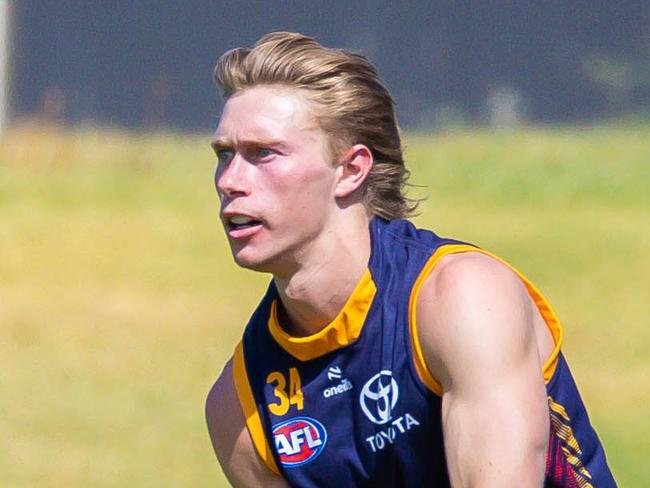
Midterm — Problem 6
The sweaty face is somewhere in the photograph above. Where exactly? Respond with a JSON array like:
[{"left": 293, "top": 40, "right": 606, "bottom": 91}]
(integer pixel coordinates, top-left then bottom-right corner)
[{"left": 213, "top": 86, "right": 339, "bottom": 275}]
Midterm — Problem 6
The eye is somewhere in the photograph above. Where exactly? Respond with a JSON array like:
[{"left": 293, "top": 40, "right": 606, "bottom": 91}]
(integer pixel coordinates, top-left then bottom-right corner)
[
  {"left": 216, "top": 149, "right": 234, "bottom": 165},
  {"left": 253, "top": 147, "right": 275, "bottom": 160}
]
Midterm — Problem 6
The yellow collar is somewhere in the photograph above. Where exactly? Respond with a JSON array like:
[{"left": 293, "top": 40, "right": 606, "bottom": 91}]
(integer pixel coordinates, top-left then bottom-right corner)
[{"left": 268, "top": 269, "right": 377, "bottom": 361}]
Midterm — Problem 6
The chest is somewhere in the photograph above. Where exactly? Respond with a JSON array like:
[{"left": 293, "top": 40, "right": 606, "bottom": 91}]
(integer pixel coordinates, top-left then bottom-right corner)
[{"left": 247, "top": 317, "right": 448, "bottom": 486}]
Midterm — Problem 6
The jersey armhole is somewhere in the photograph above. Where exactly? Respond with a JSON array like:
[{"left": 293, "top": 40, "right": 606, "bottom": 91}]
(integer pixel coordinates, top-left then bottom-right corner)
[
  {"left": 232, "top": 341, "right": 281, "bottom": 475},
  {"left": 408, "top": 244, "right": 564, "bottom": 397}
]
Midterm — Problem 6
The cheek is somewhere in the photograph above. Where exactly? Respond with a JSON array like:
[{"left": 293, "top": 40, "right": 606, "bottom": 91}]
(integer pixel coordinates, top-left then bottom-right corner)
[{"left": 268, "top": 159, "right": 335, "bottom": 196}]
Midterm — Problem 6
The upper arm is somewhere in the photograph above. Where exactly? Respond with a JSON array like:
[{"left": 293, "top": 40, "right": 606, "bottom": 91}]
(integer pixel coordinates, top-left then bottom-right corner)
[
  {"left": 205, "top": 359, "right": 288, "bottom": 488},
  {"left": 416, "top": 252, "right": 549, "bottom": 487}
]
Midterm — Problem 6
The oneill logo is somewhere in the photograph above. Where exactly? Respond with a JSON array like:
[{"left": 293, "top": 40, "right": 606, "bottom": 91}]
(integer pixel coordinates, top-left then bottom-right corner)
[
  {"left": 360, "top": 370, "right": 399, "bottom": 425},
  {"left": 322, "top": 378, "right": 353, "bottom": 398},
  {"left": 327, "top": 366, "right": 342, "bottom": 381}
]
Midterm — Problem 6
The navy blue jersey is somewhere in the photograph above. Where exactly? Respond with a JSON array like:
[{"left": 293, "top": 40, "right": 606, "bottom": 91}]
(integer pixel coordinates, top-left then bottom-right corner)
[{"left": 231, "top": 218, "right": 616, "bottom": 487}]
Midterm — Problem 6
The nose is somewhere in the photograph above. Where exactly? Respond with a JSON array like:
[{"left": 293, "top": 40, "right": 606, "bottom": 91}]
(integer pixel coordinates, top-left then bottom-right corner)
[{"left": 216, "top": 154, "right": 251, "bottom": 199}]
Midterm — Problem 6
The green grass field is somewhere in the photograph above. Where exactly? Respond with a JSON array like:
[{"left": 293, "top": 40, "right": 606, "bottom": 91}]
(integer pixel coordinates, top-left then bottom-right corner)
[{"left": 1, "top": 123, "right": 648, "bottom": 486}]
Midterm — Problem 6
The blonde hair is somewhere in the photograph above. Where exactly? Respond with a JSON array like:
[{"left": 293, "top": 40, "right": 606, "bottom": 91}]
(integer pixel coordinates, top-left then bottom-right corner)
[{"left": 213, "top": 32, "right": 417, "bottom": 220}]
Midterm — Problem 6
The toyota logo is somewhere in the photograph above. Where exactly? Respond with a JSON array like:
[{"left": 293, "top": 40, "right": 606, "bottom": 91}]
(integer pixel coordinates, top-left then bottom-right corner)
[{"left": 360, "top": 370, "right": 399, "bottom": 425}]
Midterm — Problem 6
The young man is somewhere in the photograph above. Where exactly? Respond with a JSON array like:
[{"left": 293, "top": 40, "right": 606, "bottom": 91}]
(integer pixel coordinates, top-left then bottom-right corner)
[{"left": 206, "top": 32, "right": 616, "bottom": 487}]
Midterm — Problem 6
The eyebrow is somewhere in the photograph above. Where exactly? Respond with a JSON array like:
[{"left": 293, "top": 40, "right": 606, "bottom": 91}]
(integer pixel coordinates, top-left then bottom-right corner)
[
  {"left": 210, "top": 138, "right": 231, "bottom": 152},
  {"left": 210, "top": 138, "right": 289, "bottom": 152}
]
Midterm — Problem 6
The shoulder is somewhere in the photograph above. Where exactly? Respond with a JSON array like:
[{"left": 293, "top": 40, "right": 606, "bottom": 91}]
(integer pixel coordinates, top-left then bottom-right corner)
[
  {"left": 205, "top": 360, "right": 245, "bottom": 482},
  {"left": 205, "top": 359, "right": 237, "bottom": 444},
  {"left": 415, "top": 251, "right": 538, "bottom": 392},
  {"left": 418, "top": 250, "right": 533, "bottom": 328},
  {"left": 206, "top": 359, "right": 288, "bottom": 488},
  {"left": 423, "top": 251, "right": 530, "bottom": 309}
]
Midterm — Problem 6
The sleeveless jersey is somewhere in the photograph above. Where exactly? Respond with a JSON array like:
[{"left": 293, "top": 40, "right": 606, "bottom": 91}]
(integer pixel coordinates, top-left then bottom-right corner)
[{"left": 232, "top": 218, "right": 616, "bottom": 487}]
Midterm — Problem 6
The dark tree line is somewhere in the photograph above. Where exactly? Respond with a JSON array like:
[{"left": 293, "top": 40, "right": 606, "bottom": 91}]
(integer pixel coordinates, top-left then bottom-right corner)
[{"left": 10, "top": 1, "right": 650, "bottom": 130}]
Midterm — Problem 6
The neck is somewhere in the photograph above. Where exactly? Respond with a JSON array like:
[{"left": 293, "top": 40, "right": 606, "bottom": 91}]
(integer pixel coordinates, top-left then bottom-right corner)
[{"left": 273, "top": 211, "right": 372, "bottom": 337}]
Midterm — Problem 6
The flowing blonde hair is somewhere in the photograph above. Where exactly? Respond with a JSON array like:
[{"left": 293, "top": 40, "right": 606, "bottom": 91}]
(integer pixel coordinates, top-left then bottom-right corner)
[{"left": 214, "top": 32, "right": 417, "bottom": 220}]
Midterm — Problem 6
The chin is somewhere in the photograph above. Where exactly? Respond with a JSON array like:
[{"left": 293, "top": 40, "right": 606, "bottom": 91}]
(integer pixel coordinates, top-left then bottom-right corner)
[
  {"left": 231, "top": 249, "right": 276, "bottom": 273},
  {"left": 229, "top": 236, "right": 300, "bottom": 276}
]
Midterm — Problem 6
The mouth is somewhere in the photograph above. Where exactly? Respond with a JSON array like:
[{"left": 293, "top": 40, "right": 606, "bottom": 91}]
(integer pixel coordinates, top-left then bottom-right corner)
[{"left": 223, "top": 214, "right": 264, "bottom": 238}]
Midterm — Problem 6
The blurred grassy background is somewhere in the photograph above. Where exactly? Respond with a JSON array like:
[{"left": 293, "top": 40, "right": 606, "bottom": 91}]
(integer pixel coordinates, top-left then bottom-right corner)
[{"left": 1, "top": 123, "right": 648, "bottom": 486}]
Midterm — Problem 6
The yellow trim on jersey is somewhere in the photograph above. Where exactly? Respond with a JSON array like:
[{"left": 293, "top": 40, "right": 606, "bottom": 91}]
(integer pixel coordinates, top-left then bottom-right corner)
[
  {"left": 408, "top": 244, "right": 475, "bottom": 395},
  {"left": 232, "top": 342, "right": 280, "bottom": 475},
  {"left": 268, "top": 269, "right": 377, "bottom": 361},
  {"left": 409, "top": 244, "right": 564, "bottom": 396}
]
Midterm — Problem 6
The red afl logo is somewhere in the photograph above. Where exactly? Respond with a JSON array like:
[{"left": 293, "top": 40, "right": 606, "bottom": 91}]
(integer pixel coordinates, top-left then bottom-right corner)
[{"left": 272, "top": 417, "right": 328, "bottom": 467}]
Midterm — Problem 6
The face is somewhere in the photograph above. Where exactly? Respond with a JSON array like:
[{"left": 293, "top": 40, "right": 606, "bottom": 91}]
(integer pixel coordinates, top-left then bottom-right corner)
[{"left": 212, "top": 85, "right": 340, "bottom": 274}]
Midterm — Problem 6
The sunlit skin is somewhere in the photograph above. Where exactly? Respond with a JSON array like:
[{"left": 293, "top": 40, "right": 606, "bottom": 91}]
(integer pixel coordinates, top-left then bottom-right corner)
[{"left": 212, "top": 85, "right": 373, "bottom": 335}]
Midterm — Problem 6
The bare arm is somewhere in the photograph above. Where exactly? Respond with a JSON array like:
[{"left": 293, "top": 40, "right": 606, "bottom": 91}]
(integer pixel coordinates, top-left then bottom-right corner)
[
  {"left": 417, "top": 252, "right": 549, "bottom": 487},
  {"left": 205, "top": 359, "right": 289, "bottom": 488}
]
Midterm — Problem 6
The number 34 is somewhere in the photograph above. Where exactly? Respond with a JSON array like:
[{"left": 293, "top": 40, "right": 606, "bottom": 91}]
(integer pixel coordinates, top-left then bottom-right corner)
[{"left": 266, "top": 367, "right": 304, "bottom": 416}]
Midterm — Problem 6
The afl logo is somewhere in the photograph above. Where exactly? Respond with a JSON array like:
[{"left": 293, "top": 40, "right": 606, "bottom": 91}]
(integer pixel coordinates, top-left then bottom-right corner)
[
  {"left": 360, "top": 370, "right": 399, "bottom": 425},
  {"left": 272, "top": 417, "right": 328, "bottom": 468}
]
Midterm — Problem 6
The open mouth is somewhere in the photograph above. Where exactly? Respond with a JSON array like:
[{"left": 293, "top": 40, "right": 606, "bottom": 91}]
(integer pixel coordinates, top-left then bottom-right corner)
[{"left": 226, "top": 215, "right": 262, "bottom": 232}]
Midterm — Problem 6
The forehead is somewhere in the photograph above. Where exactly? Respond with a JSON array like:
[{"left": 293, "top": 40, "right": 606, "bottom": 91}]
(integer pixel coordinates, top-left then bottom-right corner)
[{"left": 213, "top": 85, "right": 320, "bottom": 143}]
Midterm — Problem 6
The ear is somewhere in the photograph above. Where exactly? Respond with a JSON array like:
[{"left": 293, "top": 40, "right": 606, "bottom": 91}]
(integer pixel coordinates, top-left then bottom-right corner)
[{"left": 334, "top": 144, "right": 373, "bottom": 198}]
